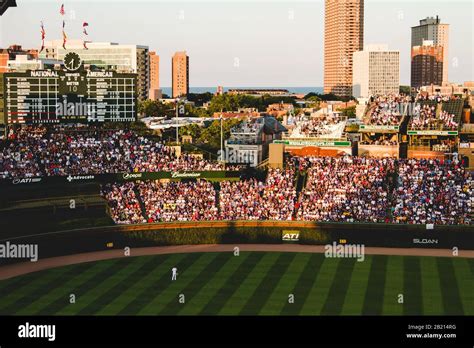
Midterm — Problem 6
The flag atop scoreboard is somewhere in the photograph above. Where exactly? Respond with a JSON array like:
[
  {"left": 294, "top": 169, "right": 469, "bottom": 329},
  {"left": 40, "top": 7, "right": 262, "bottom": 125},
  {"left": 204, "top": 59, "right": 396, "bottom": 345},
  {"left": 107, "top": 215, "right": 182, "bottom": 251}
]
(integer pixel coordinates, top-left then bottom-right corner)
[{"left": 2, "top": 52, "right": 137, "bottom": 124}]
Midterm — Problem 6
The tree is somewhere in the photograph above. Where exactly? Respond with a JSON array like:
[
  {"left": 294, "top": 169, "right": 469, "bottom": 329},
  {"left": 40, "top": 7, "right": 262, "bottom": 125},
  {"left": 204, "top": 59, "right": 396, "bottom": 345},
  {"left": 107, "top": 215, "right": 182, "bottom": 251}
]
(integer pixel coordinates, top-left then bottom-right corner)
[
  {"left": 138, "top": 100, "right": 174, "bottom": 118},
  {"left": 179, "top": 123, "right": 202, "bottom": 139},
  {"left": 303, "top": 92, "right": 346, "bottom": 102},
  {"left": 339, "top": 106, "right": 357, "bottom": 118},
  {"left": 198, "top": 118, "right": 242, "bottom": 150},
  {"left": 184, "top": 105, "right": 211, "bottom": 118},
  {"left": 207, "top": 94, "right": 242, "bottom": 114},
  {"left": 186, "top": 92, "right": 214, "bottom": 107},
  {"left": 207, "top": 93, "right": 301, "bottom": 114},
  {"left": 399, "top": 86, "right": 411, "bottom": 95}
]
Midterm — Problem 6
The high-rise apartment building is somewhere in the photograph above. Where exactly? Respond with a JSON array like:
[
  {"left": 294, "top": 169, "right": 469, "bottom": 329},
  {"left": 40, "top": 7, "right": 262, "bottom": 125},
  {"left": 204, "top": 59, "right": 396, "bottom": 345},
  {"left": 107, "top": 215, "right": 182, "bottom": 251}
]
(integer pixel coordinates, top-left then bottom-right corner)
[
  {"left": 324, "top": 0, "right": 364, "bottom": 98},
  {"left": 411, "top": 40, "right": 444, "bottom": 89},
  {"left": 172, "top": 51, "right": 189, "bottom": 98},
  {"left": 149, "top": 51, "right": 160, "bottom": 90},
  {"left": 352, "top": 44, "right": 399, "bottom": 98},
  {"left": 411, "top": 16, "right": 449, "bottom": 85},
  {"left": 148, "top": 51, "right": 161, "bottom": 100}
]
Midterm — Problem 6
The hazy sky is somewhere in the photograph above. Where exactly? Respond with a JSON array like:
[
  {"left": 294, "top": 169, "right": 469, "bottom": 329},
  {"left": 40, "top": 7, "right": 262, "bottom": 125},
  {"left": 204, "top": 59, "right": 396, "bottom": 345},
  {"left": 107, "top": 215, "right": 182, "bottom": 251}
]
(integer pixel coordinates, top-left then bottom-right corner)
[{"left": 1, "top": 0, "right": 473, "bottom": 87}]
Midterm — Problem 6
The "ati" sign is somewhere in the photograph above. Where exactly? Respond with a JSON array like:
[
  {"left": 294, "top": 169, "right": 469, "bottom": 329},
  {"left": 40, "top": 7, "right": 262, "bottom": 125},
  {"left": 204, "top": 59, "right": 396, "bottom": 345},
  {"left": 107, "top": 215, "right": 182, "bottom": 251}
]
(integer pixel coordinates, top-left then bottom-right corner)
[{"left": 282, "top": 231, "right": 300, "bottom": 242}]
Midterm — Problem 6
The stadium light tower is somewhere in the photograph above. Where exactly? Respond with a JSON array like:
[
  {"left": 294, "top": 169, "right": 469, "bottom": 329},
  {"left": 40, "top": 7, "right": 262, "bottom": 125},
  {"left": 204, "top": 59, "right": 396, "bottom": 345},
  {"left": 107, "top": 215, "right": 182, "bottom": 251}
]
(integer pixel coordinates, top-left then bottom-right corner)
[
  {"left": 175, "top": 98, "right": 180, "bottom": 144},
  {"left": 220, "top": 111, "right": 224, "bottom": 163}
]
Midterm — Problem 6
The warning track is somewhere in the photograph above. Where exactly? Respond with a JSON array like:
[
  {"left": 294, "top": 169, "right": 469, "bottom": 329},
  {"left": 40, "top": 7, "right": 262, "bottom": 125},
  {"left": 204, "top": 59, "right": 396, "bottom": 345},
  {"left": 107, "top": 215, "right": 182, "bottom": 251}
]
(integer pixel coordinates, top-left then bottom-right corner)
[{"left": 1, "top": 244, "right": 472, "bottom": 280}]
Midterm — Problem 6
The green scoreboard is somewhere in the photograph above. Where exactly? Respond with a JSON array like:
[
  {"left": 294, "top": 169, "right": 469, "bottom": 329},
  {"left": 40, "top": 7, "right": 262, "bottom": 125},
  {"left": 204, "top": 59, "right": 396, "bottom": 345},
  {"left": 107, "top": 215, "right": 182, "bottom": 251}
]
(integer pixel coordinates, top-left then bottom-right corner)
[{"left": 3, "top": 56, "right": 137, "bottom": 124}]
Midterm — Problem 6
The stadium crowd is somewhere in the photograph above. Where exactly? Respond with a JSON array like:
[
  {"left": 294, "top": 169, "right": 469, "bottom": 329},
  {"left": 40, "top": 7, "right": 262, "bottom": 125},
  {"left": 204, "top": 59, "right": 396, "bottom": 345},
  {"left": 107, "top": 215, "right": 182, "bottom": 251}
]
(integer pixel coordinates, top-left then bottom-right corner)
[
  {"left": 0, "top": 126, "right": 44, "bottom": 179},
  {"left": 367, "top": 95, "right": 410, "bottom": 126},
  {"left": 219, "top": 178, "right": 265, "bottom": 220},
  {"left": 0, "top": 125, "right": 233, "bottom": 179},
  {"left": 138, "top": 180, "right": 219, "bottom": 222},
  {"left": 298, "top": 114, "right": 343, "bottom": 137},
  {"left": 410, "top": 104, "right": 459, "bottom": 130},
  {"left": 360, "top": 135, "right": 398, "bottom": 146},
  {"left": 262, "top": 167, "right": 297, "bottom": 220},
  {"left": 439, "top": 110, "right": 459, "bottom": 130},
  {"left": 102, "top": 156, "right": 471, "bottom": 226},
  {"left": 102, "top": 182, "right": 145, "bottom": 224},
  {"left": 296, "top": 157, "right": 394, "bottom": 223},
  {"left": 416, "top": 94, "right": 461, "bottom": 102},
  {"left": 392, "top": 158, "right": 471, "bottom": 225}
]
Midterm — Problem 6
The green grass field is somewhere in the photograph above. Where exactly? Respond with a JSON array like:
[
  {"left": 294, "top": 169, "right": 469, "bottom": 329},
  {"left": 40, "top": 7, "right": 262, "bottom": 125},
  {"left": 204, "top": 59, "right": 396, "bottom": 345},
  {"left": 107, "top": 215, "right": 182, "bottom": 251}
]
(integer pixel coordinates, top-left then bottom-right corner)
[{"left": 0, "top": 252, "right": 472, "bottom": 315}]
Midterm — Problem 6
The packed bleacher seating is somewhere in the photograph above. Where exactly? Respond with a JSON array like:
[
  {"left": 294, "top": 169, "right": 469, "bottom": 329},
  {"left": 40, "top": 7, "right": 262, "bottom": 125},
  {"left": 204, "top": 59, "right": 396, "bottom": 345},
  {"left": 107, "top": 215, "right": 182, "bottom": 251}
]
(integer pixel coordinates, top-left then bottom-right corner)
[
  {"left": 439, "top": 110, "right": 459, "bottom": 130},
  {"left": 0, "top": 126, "right": 46, "bottom": 179},
  {"left": 219, "top": 178, "right": 265, "bottom": 220},
  {"left": 410, "top": 104, "right": 438, "bottom": 130},
  {"left": 416, "top": 94, "right": 462, "bottom": 102},
  {"left": 366, "top": 95, "right": 410, "bottom": 126},
  {"left": 219, "top": 166, "right": 297, "bottom": 220},
  {"left": 411, "top": 94, "right": 463, "bottom": 131},
  {"left": 102, "top": 182, "right": 145, "bottom": 224},
  {"left": 101, "top": 156, "right": 472, "bottom": 226},
  {"left": 296, "top": 156, "right": 394, "bottom": 223},
  {"left": 297, "top": 114, "right": 344, "bottom": 137},
  {"left": 393, "top": 158, "right": 471, "bottom": 225},
  {"left": 138, "top": 180, "right": 219, "bottom": 222},
  {"left": 261, "top": 167, "right": 297, "bottom": 220},
  {"left": 0, "top": 125, "right": 235, "bottom": 179}
]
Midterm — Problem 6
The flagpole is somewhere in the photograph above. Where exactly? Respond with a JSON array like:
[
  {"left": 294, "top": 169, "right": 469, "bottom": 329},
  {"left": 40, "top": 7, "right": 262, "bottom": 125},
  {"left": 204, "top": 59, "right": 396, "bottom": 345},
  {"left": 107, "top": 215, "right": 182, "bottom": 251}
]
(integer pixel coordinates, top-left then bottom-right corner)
[{"left": 175, "top": 99, "right": 179, "bottom": 144}]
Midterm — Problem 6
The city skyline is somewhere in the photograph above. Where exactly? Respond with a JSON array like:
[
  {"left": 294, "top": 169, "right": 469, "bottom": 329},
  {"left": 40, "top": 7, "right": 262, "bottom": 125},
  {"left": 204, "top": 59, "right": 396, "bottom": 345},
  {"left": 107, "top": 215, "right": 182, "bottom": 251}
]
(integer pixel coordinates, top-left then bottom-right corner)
[{"left": 0, "top": 0, "right": 473, "bottom": 87}]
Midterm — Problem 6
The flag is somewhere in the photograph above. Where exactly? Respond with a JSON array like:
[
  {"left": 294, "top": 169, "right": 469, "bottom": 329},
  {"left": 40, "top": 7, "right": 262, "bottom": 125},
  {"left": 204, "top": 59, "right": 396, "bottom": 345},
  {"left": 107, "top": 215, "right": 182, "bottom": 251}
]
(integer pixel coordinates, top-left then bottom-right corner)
[
  {"left": 39, "top": 21, "right": 46, "bottom": 53},
  {"left": 60, "top": 4, "right": 65, "bottom": 15},
  {"left": 62, "top": 20, "right": 67, "bottom": 50},
  {"left": 40, "top": 21, "right": 45, "bottom": 40},
  {"left": 82, "top": 22, "right": 89, "bottom": 49},
  {"left": 83, "top": 22, "right": 89, "bottom": 35}
]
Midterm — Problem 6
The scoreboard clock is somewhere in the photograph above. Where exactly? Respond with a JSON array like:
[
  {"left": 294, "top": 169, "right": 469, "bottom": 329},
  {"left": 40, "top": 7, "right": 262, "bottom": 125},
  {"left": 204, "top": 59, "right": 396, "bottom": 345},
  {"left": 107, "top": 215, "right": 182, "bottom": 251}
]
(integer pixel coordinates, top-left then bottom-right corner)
[{"left": 64, "top": 52, "right": 82, "bottom": 71}]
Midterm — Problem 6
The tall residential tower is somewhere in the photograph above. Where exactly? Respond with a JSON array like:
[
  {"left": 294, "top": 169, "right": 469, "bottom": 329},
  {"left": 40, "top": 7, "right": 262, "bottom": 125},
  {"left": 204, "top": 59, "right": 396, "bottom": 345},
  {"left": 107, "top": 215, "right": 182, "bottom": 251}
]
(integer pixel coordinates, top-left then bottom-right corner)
[
  {"left": 411, "top": 16, "right": 449, "bottom": 86},
  {"left": 172, "top": 51, "right": 189, "bottom": 98},
  {"left": 324, "top": 0, "right": 364, "bottom": 98},
  {"left": 411, "top": 40, "right": 444, "bottom": 89},
  {"left": 149, "top": 51, "right": 161, "bottom": 100}
]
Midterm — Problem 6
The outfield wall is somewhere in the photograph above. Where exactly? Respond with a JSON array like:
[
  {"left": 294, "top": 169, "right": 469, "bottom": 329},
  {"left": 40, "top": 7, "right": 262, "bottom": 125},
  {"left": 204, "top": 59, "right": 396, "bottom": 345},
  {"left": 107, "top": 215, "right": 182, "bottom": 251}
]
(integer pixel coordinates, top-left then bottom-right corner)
[{"left": 1, "top": 221, "right": 472, "bottom": 263}]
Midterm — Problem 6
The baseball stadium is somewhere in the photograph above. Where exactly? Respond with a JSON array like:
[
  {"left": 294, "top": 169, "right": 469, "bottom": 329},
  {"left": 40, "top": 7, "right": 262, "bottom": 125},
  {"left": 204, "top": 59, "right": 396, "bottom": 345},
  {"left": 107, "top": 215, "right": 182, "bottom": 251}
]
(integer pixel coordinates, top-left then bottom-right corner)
[
  {"left": 0, "top": 83, "right": 473, "bottom": 316},
  {"left": 2, "top": 1, "right": 474, "bottom": 346}
]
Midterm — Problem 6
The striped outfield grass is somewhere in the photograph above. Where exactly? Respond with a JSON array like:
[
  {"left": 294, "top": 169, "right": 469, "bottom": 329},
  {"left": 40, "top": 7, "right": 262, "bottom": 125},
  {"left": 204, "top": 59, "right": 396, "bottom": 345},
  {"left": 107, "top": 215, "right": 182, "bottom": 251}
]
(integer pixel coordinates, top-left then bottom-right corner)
[{"left": 0, "top": 252, "right": 472, "bottom": 316}]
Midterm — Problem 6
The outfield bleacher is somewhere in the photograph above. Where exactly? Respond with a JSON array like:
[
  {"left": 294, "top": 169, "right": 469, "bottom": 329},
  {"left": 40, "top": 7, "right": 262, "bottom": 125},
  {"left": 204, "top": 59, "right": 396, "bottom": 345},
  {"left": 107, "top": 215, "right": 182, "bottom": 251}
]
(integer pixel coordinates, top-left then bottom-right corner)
[
  {"left": 410, "top": 98, "right": 464, "bottom": 131},
  {"left": 442, "top": 99, "right": 464, "bottom": 129}
]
